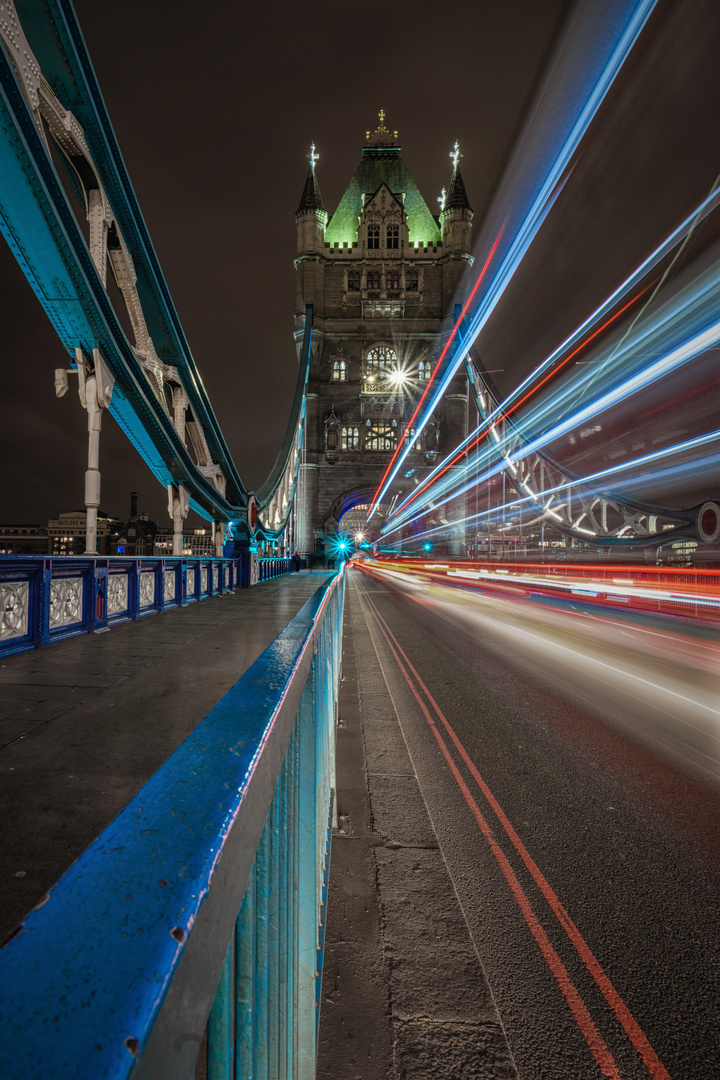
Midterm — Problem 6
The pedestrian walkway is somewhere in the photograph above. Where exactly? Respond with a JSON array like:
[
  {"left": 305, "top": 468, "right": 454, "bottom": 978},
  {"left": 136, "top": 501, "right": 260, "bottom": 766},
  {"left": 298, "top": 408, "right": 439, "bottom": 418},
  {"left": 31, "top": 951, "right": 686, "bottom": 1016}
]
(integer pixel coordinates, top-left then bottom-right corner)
[
  {"left": 317, "top": 571, "right": 517, "bottom": 1079},
  {"left": 0, "top": 571, "right": 331, "bottom": 942}
]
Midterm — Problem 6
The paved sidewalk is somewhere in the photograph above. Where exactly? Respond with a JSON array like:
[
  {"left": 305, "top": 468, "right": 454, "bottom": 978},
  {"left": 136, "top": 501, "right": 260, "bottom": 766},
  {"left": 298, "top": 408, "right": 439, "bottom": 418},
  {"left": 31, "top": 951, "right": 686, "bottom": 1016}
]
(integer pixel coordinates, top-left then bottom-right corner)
[
  {"left": 317, "top": 573, "right": 517, "bottom": 1080},
  {"left": 0, "top": 571, "right": 330, "bottom": 941}
]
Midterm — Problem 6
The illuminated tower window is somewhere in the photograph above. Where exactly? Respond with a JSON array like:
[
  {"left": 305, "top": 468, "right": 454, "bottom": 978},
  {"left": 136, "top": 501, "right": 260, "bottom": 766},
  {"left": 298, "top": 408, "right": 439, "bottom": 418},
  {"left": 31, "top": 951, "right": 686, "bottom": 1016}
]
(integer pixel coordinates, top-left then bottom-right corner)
[
  {"left": 365, "top": 421, "right": 396, "bottom": 450},
  {"left": 332, "top": 359, "right": 347, "bottom": 381},
  {"left": 368, "top": 224, "right": 380, "bottom": 249},
  {"left": 417, "top": 359, "right": 429, "bottom": 379},
  {"left": 366, "top": 344, "right": 397, "bottom": 378},
  {"left": 386, "top": 224, "right": 399, "bottom": 249},
  {"left": 341, "top": 425, "right": 360, "bottom": 450}
]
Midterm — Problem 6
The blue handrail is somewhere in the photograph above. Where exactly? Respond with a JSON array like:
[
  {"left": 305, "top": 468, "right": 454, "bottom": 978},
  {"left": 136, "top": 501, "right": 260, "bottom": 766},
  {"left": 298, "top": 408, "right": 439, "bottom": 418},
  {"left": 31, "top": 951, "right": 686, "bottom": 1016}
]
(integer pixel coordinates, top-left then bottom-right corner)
[
  {"left": 0, "top": 554, "right": 239, "bottom": 658},
  {"left": 0, "top": 567, "right": 345, "bottom": 1078}
]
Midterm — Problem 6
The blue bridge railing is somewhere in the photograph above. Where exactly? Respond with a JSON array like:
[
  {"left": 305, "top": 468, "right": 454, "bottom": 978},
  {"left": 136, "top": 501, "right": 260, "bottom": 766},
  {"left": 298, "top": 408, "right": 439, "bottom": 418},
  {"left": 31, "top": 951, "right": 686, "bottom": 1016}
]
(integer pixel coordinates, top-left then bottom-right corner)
[
  {"left": 256, "top": 557, "right": 295, "bottom": 583},
  {"left": 0, "top": 566, "right": 345, "bottom": 1079},
  {"left": 0, "top": 554, "right": 240, "bottom": 658}
]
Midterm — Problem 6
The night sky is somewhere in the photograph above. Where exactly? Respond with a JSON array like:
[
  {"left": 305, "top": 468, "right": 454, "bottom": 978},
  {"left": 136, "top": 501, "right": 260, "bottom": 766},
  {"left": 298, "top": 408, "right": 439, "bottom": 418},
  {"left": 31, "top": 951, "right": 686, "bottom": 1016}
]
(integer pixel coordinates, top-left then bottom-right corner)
[
  {"left": 2, "top": 1, "right": 718, "bottom": 528},
  {"left": 0, "top": 0, "right": 567, "bottom": 526}
]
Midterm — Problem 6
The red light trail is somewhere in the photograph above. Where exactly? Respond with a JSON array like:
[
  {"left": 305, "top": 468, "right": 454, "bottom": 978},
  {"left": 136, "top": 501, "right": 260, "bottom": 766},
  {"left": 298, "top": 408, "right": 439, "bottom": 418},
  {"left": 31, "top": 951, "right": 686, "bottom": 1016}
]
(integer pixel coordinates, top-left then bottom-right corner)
[
  {"left": 392, "top": 283, "right": 653, "bottom": 521},
  {"left": 366, "top": 230, "right": 503, "bottom": 517},
  {"left": 357, "top": 570, "right": 672, "bottom": 1079}
]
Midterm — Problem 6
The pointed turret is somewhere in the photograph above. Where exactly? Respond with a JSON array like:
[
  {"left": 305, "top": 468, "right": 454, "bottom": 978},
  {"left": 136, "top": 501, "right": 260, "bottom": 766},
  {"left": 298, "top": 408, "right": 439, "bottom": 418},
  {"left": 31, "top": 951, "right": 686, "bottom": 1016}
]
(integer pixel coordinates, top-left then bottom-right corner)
[
  {"left": 440, "top": 141, "right": 474, "bottom": 306},
  {"left": 295, "top": 143, "right": 328, "bottom": 260},
  {"left": 440, "top": 141, "right": 473, "bottom": 249},
  {"left": 445, "top": 166, "right": 472, "bottom": 213},
  {"left": 296, "top": 159, "right": 325, "bottom": 214}
]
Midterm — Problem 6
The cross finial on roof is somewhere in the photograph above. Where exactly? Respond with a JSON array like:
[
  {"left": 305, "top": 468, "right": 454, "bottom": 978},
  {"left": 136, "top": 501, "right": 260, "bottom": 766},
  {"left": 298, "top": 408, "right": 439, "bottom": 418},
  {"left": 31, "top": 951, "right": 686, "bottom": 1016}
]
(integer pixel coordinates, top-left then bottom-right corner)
[
  {"left": 450, "top": 140, "right": 462, "bottom": 170},
  {"left": 438, "top": 187, "right": 447, "bottom": 212},
  {"left": 365, "top": 110, "right": 398, "bottom": 147},
  {"left": 309, "top": 142, "right": 319, "bottom": 171}
]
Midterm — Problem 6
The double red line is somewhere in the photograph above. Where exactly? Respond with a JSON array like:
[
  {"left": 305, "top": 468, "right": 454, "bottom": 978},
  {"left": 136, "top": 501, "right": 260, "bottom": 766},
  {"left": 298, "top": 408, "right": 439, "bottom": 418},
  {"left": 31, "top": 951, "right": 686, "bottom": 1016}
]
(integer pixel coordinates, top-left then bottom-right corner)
[{"left": 357, "top": 573, "right": 670, "bottom": 1080}]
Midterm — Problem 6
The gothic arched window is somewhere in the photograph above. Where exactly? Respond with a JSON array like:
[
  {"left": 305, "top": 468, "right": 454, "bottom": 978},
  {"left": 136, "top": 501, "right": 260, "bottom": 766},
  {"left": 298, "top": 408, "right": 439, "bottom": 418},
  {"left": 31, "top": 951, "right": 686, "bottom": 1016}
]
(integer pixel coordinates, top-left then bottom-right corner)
[
  {"left": 347, "top": 271, "right": 361, "bottom": 292},
  {"left": 341, "top": 426, "right": 360, "bottom": 450},
  {"left": 366, "top": 345, "right": 397, "bottom": 379},
  {"left": 406, "top": 270, "right": 419, "bottom": 292},
  {"left": 366, "top": 271, "right": 380, "bottom": 291},
  {"left": 332, "top": 359, "right": 346, "bottom": 381},
  {"left": 386, "top": 224, "right": 399, "bottom": 249},
  {"left": 367, "top": 224, "right": 380, "bottom": 249},
  {"left": 388, "top": 270, "right": 400, "bottom": 290},
  {"left": 365, "top": 422, "right": 396, "bottom": 451},
  {"left": 417, "top": 359, "right": 430, "bottom": 380}
]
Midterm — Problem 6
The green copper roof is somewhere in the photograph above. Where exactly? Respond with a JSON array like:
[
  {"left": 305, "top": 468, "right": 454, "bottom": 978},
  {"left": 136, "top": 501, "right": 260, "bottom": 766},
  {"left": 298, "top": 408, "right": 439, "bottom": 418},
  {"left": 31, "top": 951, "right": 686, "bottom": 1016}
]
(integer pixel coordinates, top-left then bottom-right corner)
[{"left": 325, "top": 147, "right": 441, "bottom": 247}]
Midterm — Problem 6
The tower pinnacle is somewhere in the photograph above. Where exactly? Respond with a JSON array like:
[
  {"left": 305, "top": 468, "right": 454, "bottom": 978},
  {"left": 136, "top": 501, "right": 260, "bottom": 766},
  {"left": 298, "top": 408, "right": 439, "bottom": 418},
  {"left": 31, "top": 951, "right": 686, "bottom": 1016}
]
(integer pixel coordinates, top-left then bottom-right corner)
[
  {"left": 296, "top": 144, "right": 325, "bottom": 215},
  {"left": 365, "top": 109, "right": 398, "bottom": 148}
]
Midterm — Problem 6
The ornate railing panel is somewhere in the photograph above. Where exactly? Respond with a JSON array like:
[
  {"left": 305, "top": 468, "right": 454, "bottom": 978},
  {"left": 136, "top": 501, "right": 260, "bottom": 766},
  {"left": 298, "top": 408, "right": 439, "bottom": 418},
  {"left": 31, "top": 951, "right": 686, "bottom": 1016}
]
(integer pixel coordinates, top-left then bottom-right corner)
[
  {"left": 0, "top": 579, "right": 29, "bottom": 639},
  {"left": 0, "top": 567, "right": 345, "bottom": 1080},
  {"left": 0, "top": 555, "right": 239, "bottom": 659}
]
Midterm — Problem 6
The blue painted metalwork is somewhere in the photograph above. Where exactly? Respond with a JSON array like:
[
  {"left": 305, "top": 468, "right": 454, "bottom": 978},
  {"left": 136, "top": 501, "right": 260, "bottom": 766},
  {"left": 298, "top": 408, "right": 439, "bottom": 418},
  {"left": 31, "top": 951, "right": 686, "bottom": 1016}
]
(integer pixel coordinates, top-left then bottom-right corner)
[
  {"left": 0, "top": 2, "right": 314, "bottom": 543},
  {"left": 257, "top": 557, "right": 295, "bottom": 582},
  {"left": 0, "top": 567, "right": 345, "bottom": 1079},
  {"left": 0, "top": 0, "right": 244, "bottom": 516},
  {"left": 254, "top": 305, "right": 313, "bottom": 538},
  {"left": 0, "top": 553, "right": 238, "bottom": 658}
]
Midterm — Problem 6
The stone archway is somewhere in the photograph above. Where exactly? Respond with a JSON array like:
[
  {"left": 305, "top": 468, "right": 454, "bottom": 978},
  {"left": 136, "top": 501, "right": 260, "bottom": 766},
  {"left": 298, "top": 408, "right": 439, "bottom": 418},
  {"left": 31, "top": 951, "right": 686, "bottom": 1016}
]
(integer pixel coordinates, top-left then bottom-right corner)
[{"left": 323, "top": 486, "right": 387, "bottom": 543}]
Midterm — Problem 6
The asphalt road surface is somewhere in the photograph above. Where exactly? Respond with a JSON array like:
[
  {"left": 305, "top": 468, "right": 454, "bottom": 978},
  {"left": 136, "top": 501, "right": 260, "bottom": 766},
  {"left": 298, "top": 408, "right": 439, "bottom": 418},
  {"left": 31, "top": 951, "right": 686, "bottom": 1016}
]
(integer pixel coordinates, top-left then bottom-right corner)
[{"left": 351, "top": 563, "right": 720, "bottom": 1080}]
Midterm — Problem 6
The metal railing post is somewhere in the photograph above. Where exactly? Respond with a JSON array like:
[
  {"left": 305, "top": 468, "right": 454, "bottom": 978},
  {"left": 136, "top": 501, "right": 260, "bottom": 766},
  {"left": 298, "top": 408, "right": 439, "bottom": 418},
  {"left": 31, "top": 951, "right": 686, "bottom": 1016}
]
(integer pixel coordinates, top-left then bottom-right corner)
[
  {"left": 207, "top": 935, "right": 235, "bottom": 1080},
  {"left": 296, "top": 670, "right": 318, "bottom": 1079},
  {"left": 234, "top": 870, "right": 255, "bottom": 1079}
]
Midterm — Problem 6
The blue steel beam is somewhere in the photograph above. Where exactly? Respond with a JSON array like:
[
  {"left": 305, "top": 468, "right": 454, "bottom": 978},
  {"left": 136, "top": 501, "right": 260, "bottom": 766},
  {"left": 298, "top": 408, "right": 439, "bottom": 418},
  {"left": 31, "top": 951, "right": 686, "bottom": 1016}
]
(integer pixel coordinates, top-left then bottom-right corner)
[
  {"left": 15, "top": 0, "right": 249, "bottom": 511},
  {"left": 0, "top": 38, "right": 242, "bottom": 521}
]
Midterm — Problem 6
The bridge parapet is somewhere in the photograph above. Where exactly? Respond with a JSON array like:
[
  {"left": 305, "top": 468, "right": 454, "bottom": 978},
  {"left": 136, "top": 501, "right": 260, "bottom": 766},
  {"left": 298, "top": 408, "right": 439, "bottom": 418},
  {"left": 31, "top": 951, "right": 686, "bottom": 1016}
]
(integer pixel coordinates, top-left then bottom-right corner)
[
  {"left": 0, "top": 566, "right": 345, "bottom": 1078},
  {"left": 0, "top": 553, "right": 239, "bottom": 658}
]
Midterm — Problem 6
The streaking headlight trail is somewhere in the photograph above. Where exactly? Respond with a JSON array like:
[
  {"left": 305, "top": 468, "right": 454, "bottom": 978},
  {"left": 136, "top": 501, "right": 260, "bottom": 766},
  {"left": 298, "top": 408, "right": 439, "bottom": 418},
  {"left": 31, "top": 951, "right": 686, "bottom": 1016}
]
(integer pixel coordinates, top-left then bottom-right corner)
[{"left": 367, "top": 0, "right": 659, "bottom": 520}]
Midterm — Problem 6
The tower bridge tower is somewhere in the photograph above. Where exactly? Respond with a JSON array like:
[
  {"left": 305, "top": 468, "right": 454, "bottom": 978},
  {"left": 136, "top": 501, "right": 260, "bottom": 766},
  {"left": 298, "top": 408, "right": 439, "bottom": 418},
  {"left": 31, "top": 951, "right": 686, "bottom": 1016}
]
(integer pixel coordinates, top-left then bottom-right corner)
[{"left": 294, "top": 115, "right": 474, "bottom": 560}]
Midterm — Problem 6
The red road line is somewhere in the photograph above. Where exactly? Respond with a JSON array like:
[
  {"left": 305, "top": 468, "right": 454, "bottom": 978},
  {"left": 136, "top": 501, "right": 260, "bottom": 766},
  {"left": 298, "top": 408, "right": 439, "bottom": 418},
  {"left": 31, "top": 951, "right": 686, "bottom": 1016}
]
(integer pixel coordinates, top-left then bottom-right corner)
[
  {"left": 358, "top": 582, "right": 622, "bottom": 1078},
  {"left": 357, "top": 570, "right": 671, "bottom": 1080}
]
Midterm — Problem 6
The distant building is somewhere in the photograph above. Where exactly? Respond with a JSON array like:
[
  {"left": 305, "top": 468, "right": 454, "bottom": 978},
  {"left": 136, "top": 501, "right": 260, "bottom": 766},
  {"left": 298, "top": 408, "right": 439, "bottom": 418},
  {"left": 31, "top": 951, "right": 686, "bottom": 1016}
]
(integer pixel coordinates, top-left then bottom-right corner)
[
  {"left": 113, "top": 492, "right": 158, "bottom": 556},
  {"left": 0, "top": 524, "right": 48, "bottom": 555},
  {"left": 154, "top": 528, "right": 214, "bottom": 557},
  {"left": 47, "top": 511, "right": 114, "bottom": 555}
]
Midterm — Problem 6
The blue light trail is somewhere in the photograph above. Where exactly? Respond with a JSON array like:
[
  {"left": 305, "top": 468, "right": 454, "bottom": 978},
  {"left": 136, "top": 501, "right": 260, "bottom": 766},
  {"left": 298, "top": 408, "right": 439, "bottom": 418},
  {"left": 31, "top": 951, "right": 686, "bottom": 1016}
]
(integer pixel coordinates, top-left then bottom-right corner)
[
  {"left": 382, "top": 258, "right": 720, "bottom": 534},
  {"left": 379, "top": 425, "right": 720, "bottom": 547},
  {"left": 388, "top": 185, "right": 720, "bottom": 524},
  {"left": 367, "top": 0, "right": 659, "bottom": 520}
]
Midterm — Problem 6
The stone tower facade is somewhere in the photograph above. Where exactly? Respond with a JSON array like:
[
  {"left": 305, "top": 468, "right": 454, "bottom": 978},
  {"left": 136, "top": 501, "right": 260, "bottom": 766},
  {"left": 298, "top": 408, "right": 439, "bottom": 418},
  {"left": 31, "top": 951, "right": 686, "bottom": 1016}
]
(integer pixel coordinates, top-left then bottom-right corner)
[{"left": 294, "top": 117, "right": 474, "bottom": 560}]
